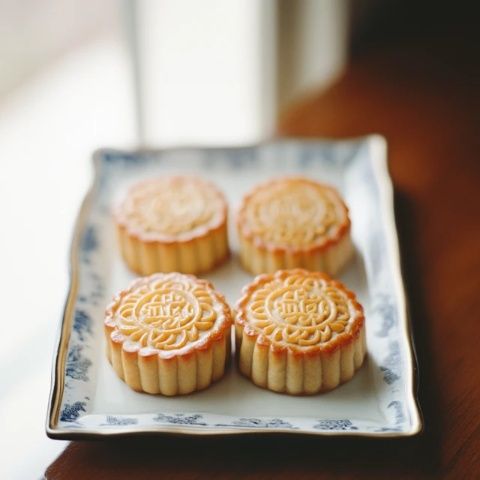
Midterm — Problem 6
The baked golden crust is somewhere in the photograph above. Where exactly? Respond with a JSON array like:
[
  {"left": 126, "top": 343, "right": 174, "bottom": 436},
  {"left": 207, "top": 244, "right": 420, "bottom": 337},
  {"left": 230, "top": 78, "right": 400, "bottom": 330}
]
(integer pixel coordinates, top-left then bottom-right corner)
[
  {"left": 115, "top": 176, "right": 229, "bottom": 275},
  {"left": 105, "top": 272, "right": 232, "bottom": 395},
  {"left": 237, "top": 177, "right": 352, "bottom": 275},
  {"left": 235, "top": 269, "right": 366, "bottom": 394}
]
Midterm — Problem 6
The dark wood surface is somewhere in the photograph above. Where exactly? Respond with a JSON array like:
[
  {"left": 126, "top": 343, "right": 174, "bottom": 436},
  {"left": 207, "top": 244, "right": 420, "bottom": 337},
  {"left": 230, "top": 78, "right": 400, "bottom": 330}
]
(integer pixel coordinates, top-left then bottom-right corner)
[{"left": 46, "top": 38, "right": 480, "bottom": 479}]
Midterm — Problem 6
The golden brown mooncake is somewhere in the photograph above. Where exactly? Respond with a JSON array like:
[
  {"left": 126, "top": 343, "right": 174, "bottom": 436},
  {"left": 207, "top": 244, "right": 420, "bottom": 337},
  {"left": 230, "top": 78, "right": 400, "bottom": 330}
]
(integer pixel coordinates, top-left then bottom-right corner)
[
  {"left": 235, "top": 269, "right": 366, "bottom": 395},
  {"left": 237, "top": 177, "right": 352, "bottom": 275},
  {"left": 105, "top": 272, "right": 232, "bottom": 395},
  {"left": 115, "top": 176, "right": 229, "bottom": 275}
]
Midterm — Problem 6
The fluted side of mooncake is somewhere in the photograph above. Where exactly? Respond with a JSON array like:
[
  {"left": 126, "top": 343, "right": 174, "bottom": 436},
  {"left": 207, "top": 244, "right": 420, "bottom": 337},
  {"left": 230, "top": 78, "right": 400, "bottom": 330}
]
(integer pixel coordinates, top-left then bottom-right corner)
[{"left": 116, "top": 221, "right": 229, "bottom": 275}]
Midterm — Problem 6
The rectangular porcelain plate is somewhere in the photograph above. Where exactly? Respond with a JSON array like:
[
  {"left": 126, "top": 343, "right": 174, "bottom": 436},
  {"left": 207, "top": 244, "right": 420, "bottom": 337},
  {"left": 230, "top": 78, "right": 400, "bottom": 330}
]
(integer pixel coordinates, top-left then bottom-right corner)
[{"left": 47, "top": 136, "right": 422, "bottom": 438}]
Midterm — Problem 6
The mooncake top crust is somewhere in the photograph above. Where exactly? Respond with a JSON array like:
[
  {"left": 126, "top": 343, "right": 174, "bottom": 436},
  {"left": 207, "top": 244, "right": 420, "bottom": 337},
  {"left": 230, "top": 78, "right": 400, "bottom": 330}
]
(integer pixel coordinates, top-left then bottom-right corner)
[
  {"left": 237, "top": 177, "right": 350, "bottom": 253},
  {"left": 115, "top": 176, "right": 227, "bottom": 243},
  {"left": 236, "top": 269, "right": 364, "bottom": 355},
  {"left": 105, "top": 272, "right": 232, "bottom": 358}
]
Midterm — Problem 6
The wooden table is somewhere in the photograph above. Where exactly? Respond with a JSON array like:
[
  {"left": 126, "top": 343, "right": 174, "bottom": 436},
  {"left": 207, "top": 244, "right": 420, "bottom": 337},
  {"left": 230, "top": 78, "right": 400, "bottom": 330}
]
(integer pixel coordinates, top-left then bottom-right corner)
[{"left": 46, "top": 39, "right": 480, "bottom": 479}]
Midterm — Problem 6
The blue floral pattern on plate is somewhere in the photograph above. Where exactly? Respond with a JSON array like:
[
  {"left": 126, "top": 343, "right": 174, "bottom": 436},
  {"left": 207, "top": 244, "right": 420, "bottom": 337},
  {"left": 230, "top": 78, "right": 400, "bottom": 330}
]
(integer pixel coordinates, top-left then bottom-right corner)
[{"left": 313, "top": 419, "right": 358, "bottom": 431}]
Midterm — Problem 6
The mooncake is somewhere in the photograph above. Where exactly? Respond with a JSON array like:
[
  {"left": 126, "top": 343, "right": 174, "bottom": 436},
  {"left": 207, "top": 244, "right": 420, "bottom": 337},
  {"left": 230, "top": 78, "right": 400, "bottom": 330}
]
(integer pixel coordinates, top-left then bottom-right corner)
[
  {"left": 115, "top": 176, "right": 228, "bottom": 275},
  {"left": 235, "top": 269, "right": 366, "bottom": 394},
  {"left": 105, "top": 272, "right": 232, "bottom": 395},
  {"left": 237, "top": 177, "right": 352, "bottom": 275}
]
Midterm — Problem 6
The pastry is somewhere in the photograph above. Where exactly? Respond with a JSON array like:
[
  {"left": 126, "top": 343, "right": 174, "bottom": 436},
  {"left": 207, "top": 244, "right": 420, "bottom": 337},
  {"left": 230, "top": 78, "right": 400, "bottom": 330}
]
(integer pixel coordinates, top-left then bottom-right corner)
[
  {"left": 105, "top": 272, "right": 232, "bottom": 395},
  {"left": 115, "top": 176, "right": 229, "bottom": 275},
  {"left": 235, "top": 269, "right": 366, "bottom": 394},
  {"left": 237, "top": 177, "right": 352, "bottom": 275}
]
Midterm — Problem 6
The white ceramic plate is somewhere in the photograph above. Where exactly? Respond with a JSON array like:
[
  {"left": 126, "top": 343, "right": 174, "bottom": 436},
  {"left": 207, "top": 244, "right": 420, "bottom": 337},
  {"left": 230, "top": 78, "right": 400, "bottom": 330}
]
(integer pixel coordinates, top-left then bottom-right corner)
[{"left": 47, "top": 136, "right": 422, "bottom": 438}]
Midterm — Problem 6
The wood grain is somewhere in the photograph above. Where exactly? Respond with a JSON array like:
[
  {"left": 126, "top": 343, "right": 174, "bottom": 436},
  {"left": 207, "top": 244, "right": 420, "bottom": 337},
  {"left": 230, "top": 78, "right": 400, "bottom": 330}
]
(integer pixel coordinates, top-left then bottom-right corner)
[{"left": 46, "top": 39, "right": 480, "bottom": 480}]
